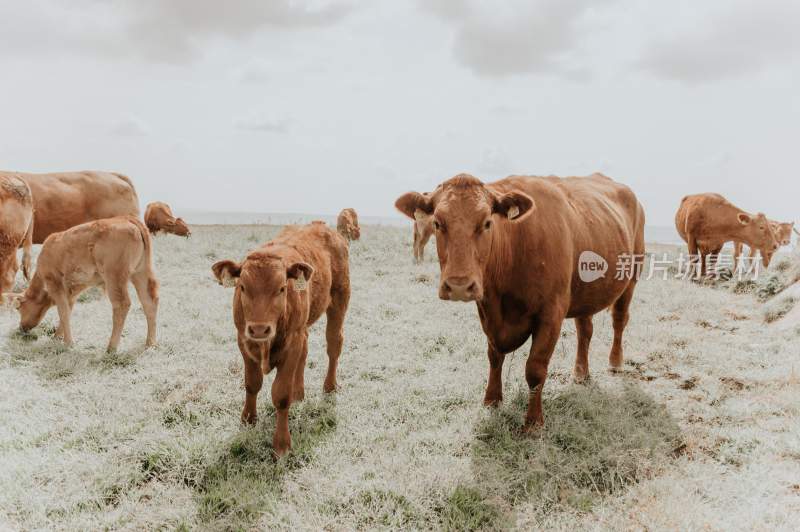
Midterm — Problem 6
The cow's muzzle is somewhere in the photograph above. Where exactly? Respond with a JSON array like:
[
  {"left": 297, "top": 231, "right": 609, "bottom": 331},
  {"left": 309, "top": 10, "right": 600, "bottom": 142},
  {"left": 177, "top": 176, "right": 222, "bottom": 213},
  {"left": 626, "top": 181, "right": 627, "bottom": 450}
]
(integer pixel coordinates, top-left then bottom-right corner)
[
  {"left": 440, "top": 276, "right": 481, "bottom": 302},
  {"left": 245, "top": 322, "right": 275, "bottom": 343}
]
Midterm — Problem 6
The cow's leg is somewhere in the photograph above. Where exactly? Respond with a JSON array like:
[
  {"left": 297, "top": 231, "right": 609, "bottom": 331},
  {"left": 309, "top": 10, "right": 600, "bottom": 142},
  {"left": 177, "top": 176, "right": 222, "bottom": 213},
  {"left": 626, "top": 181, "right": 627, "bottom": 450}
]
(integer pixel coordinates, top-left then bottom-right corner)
[
  {"left": 413, "top": 228, "right": 422, "bottom": 263},
  {"left": 609, "top": 282, "right": 636, "bottom": 370},
  {"left": 708, "top": 245, "right": 723, "bottom": 277},
  {"left": 293, "top": 332, "right": 308, "bottom": 401},
  {"left": 272, "top": 354, "right": 299, "bottom": 457},
  {"left": 105, "top": 274, "right": 131, "bottom": 353},
  {"left": 323, "top": 289, "right": 349, "bottom": 393},
  {"left": 52, "top": 287, "right": 74, "bottom": 346},
  {"left": 573, "top": 315, "right": 593, "bottom": 383},
  {"left": 524, "top": 312, "right": 564, "bottom": 431},
  {"left": 55, "top": 290, "right": 81, "bottom": 340},
  {"left": 131, "top": 272, "right": 159, "bottom": 348},
  {"left": 240, "top": 340, "right": 263, "bottom": 424},
  {"left": 687, "top": 233, "right": 700, "bottom": 278},
  {"left": 419, "top": 230, "right": 432, "bottom": 262},
  {"left": 484, "top": 343, "right": 505, "bottom": 407}
]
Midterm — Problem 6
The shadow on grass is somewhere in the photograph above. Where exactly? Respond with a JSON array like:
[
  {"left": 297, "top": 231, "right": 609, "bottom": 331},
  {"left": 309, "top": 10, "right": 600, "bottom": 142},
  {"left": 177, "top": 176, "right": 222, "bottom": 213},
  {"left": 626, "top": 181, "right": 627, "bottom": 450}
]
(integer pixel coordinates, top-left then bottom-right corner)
[
  {"left": 441, "top": 383, "right": 682, "bottom": 530},
  {"left": 195, "top": 396, "right": 338, "bottom": 530}
]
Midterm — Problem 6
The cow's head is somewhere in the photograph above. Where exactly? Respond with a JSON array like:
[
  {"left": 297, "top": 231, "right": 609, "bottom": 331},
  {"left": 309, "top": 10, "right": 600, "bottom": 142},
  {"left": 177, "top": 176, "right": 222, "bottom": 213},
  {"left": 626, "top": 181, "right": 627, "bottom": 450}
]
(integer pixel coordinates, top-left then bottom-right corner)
[
  {"left": 351, "top": 225, "right": 361, "bottom": 240},
  {"left": 6, "top": 275, "right": 53, "bottom": 331},
  {"left": 395, "top": 174, "right": 533, "bottom": 302},
  {"left": 738, "top": 212, "right": 779, "bottom": 266},
  {"left": 771, "top": 221, "right": 794, "bottom": 247},
  {"left": 212, "top": 252, "right": 313, "bottom": 343},
  {"left": 170, "top": 217, "right": 191, "bottom": 237}
]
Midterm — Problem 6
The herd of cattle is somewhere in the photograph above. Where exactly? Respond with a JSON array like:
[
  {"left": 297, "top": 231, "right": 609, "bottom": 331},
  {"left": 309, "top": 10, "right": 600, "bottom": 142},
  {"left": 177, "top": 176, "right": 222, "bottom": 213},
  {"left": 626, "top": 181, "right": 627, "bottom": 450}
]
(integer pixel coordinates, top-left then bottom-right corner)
[{"left": 0, "top": 170, "right": 794, "bottom": 455}]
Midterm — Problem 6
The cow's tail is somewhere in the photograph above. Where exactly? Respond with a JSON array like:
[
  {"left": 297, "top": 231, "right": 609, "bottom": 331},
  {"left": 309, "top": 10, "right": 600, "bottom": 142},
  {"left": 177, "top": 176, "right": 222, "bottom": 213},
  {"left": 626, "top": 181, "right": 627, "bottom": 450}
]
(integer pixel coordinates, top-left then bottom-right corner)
[
  {"left": 130, "top": 216, "right": 159, "bottom": 299},
  {"left": 21, "top": 212, "right": 33, "bottom": 280}
]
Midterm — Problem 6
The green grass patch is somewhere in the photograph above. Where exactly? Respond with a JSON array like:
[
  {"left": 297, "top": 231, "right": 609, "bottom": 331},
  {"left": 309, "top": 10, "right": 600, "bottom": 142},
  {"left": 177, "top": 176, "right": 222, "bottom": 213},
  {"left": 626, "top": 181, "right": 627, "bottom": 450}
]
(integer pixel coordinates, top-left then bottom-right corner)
[
  {"left": 452, "top": 383, "right": 681, "bottom": 525},
  {"left": 195, "top": 397, "right": 337, "bottom": 530},
  {"left": 435, "top": 485, "right": 507, "bottom": 531}
]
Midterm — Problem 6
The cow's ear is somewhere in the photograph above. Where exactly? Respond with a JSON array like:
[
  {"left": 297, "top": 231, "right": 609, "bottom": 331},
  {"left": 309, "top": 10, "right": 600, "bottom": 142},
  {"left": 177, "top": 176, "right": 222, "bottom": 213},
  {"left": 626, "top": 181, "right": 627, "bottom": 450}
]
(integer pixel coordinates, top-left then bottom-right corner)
[
  {"left": 737, "top": 213, "right": 752, "bottom": 225},
  {"left": 212, "top": 260, "right": 241, "bottom": 287},
  {"left": 395, "top": 192, "right": 433, "bottom": 220},
  {"left": 287, "top": 262, "right": 314, "bottom": 281},
  {"left": 492, "top": 191, "right": 534, "bottom": 222}
]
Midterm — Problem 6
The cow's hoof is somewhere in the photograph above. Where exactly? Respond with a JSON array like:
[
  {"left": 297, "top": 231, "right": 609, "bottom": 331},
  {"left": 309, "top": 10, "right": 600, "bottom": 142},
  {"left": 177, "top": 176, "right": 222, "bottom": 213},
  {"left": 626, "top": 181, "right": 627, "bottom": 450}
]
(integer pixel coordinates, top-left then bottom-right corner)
[
  {"left": 483, "top": 398, "right": 502, "bottom": 408},
  {"left": 608, "top": 363, "right": 624, "bottom": 373},
  {"left": 273, "top": 436, "right": 291, "bottom": 457},
  {"left": 521, "top": 421, "right": 544, "bottom": 435},
  {"left": 573, "top": 372, "right": 590, "bottom": 384},
  {"left": 323, "top": 382, "right": 339, "bottom": 394},
  {"left": 241, "top": 411, "right": 257, "bottom": 425}
]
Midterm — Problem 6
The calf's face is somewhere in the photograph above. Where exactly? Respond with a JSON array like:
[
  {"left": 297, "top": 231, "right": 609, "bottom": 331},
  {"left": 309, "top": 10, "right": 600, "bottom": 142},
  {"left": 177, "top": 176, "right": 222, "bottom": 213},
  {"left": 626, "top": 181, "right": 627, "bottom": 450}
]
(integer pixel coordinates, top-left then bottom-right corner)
[
  {"left": 11, "top": 276, "right": 52, "bottom": 331},
  {"left": 772, "top": 222, "right": 793, "bottom": 247},
  {"left": 212, "top": 254, "right": 313, "bottom": 343},
  {"left": 396, "top": 176, "right": 533, "bottom": 302},
  {"left": 739, "top": 212, "right": 779, "bottom": 266},
  {"left": 171, "top": 218, "right": 191, "bottom": 237}
]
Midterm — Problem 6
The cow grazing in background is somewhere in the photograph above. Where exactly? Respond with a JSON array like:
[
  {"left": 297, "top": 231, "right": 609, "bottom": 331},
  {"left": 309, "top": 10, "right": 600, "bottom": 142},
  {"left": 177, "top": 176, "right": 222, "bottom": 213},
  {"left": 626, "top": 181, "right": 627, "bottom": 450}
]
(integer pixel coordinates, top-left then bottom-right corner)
[
  {"left": 732, "top": 220, "right": 794, "bottom": 262},
  {"left": 675, "top": 193, "right": 779, "bottom": 277},
  {"left": 145, "top": 201, "right": 191, "bottom": 237},
  {"left": 412, "top": 210, "right": 435, "bottom": 263},
  {"left": 395, "top": 173, "right": 645, "bottom": 431},
  {"left": 336, "top": 208, "right": 360, "bottom": 241},
  {"left": 0, "top": 174, "right": 34, "bottom": 298},
  {"left": 212, "top": 222, "right": 350, "bottom": 456},
  {"left": 5, "top": 216, "right": 159, "bottom": 353},
  {"left": 0, "top": 171, "right": 140, "bottom": 244}
]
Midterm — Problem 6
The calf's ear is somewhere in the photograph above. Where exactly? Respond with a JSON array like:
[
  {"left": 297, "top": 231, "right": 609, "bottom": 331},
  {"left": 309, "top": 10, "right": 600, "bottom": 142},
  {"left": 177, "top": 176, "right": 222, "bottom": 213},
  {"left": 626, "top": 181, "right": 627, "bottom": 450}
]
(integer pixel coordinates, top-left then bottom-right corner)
[
  {"left": 492, "top": 191, "right": 534, "bottom": 222},
  {"left": 211, "top": 260, "right": 241, "bottom": 287},
  {"left": 737, "top": 213, "right": 752, "bottom": 225},
  {"left": 287, "top": 262, "right": 314, "bottom": 281},
  {"left": 2, "top": 293, "right": 23, "bottom": 311},
  {"left": 395, "top": 192, "right": 433, "bottom": 220}
]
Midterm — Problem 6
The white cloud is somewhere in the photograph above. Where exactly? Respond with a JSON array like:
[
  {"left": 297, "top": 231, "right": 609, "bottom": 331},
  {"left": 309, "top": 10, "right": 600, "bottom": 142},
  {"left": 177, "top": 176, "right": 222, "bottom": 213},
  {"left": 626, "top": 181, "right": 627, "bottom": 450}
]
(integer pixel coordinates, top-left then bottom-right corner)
[
  {"left": 637, "top": 0, "right": 800, "bottom": 83},
  {"left": 234, "top": 113, "right": 290, "bottom": 133},
  {"left": 109, "top": 116, "right": 150, "bottom": 137},
  {"left": 0, "top": 0, "right": 355, "bottom": 63}
]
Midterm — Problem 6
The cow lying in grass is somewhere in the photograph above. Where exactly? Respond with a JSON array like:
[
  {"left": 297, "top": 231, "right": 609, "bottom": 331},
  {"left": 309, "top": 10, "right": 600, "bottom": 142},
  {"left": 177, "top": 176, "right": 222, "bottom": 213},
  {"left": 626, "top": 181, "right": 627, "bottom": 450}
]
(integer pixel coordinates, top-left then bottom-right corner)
[
  {"left": 5, "top": 216, "right": 159, "bottom": 353},
  {"left": 212, "top": 222, "right": 350, "bottom": 456}
]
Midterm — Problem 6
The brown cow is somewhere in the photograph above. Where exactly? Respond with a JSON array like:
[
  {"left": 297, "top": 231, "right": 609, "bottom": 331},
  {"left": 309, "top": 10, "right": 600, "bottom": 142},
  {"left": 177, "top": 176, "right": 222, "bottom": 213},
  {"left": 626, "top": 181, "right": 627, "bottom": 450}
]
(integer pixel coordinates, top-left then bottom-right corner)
[
  {"left": 0, "top": 174, "right": 34, "bottom": 298},
  {"left": 5, "top": 216, "right": 159, "bottom": 353},
  {"left": 0, "top": 171, "right": 140, "bottom": 244},
  {"left": 336, "top": 208, "right": 360, "bottom": 241},
  {"left": 212, "top": 222, "right": 350, "bottom": 456},
  {"left": 675, "top": 193, "right": 779, "bottom": 277},
  {"left": 395, "top": 173, "right": 645, "bottom": 431},
  {"left": 732, "top": 220, "right": 794, "bottom": 263},
  {"left": 412, "top": 210, "right": 435, "bottom": 263},
  {"left": 145, "top": 201, "right": 190, "bottom": 237}
]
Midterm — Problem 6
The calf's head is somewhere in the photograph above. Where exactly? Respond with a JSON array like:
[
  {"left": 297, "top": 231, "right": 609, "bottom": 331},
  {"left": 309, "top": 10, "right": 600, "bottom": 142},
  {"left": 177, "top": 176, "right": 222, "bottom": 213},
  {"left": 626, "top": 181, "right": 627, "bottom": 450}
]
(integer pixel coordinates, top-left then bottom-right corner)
[
  {"left": 771, "top": 221, "right": 794, "bottom": 247},
  {"left": 738, "top": 212, "right": 779, "bottom": 266},
  {"left": 170, "top": 217, "right": 191, "bottom": 237},
  {"left": 6, "top": 275, "right": 52, "bottom": 331},
  {"left": 395, "top": 174, "right": 533, "bottom": 302},
  {"left": 212, "top": 252, "right": 313, "bottom": 343}
]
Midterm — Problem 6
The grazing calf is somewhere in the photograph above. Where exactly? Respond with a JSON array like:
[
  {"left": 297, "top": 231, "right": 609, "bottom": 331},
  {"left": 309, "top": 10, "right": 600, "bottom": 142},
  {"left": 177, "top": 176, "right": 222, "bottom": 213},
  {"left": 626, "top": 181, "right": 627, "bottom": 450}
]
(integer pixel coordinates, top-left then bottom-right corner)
[
  {"left": 1, "top": 170, "right": 140, "bottom": 243},
  {"left": 0, "top": 175, "right": 34, "bottom": 298},
  {"left": 145, "top": 201, "right": 190, "bottom": 237},
  {"left": 336, "top": 208, "right": 360, "bottom": 241},
  {"left": 733, "top": 220, "right": 794, "bottom": 262},
  {"left": 396, "top": 173, "right": 645, "bottom": 431},
  {"left": 212, "top": 222, "right": 350, "bottom": 456},
  {"left": 7, "top": 216, "right": 159, "bottom": 352},
  {"left": 675, "top": 193, "right": 779, "bottom": 276}
]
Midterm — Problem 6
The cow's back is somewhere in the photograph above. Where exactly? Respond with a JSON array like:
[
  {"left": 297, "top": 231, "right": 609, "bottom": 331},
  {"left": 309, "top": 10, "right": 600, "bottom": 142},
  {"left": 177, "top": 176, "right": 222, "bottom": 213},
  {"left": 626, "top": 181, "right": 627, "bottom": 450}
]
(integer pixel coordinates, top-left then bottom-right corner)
[
  {"left": 489, "top": 174, "right": 644, "bottom": 319},
  {"left": 4, "top": 171, "right": 140, "bottom": 243}
]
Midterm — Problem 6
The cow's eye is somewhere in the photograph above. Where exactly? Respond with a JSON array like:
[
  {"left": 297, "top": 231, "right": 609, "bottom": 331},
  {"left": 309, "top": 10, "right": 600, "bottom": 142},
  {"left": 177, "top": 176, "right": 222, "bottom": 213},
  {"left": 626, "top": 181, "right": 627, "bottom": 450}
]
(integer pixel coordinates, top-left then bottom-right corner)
[
  {"left": 432, "top": 220, "right": 441, "bottom": 231},
  {"left": 483, "top": 220, "right": 492, "bottom": 231},
  {"left": 279, "top": 286, "right": 286, "bottom": 294},
  {"left": 239, "top": 285, "right": 245, "bottom": 294}
]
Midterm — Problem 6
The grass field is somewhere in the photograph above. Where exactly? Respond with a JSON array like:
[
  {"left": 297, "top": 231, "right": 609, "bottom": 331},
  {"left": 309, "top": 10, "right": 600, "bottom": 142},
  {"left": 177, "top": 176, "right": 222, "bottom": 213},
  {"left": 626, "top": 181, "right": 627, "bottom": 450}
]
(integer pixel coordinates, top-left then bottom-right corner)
[{"left": 1, "top": 225, "right": 799, "bottom": 531}]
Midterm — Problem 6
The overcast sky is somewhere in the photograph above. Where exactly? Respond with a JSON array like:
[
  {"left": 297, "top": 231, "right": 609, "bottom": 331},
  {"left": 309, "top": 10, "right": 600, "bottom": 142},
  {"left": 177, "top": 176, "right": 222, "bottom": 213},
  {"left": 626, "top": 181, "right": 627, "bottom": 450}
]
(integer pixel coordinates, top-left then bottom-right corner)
[{"left": 1, "top": 0, "right": 797, "bottom": 225}]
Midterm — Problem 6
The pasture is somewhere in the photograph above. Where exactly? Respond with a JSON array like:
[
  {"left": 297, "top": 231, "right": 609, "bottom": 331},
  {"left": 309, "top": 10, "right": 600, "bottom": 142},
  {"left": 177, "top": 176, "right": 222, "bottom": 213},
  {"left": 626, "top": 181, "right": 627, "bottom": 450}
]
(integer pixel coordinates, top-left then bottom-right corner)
[{"left": 0, "top": 224, "right": 798, "bottom": 530}]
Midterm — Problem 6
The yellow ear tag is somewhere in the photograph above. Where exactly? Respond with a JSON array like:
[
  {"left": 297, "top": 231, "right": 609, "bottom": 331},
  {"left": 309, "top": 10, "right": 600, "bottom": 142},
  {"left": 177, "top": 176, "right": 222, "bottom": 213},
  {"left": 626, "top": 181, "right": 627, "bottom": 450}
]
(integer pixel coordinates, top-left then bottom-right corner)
[
  {"left": 414, "top": 209, "right": 426, "bottom": 221},
  {"left": 222, "top": 272, "right": 237, "bottom": 287},
  {"left": 294, "top": 273, "right": 307, "bottom": 291},
  {"left": 507, "top": 206, "right": 520, "bottom": 220}
]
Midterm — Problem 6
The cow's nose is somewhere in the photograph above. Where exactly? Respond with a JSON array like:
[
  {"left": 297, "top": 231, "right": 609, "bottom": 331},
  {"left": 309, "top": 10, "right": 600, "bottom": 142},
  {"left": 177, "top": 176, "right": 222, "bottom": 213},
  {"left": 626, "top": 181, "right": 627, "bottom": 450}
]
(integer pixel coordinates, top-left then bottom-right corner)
[
  {"left": 441, "top": 276, "right": 479, "bottom": 301},
  {"left": 247, "top": 323, "right": 272, "bottom": 339}
]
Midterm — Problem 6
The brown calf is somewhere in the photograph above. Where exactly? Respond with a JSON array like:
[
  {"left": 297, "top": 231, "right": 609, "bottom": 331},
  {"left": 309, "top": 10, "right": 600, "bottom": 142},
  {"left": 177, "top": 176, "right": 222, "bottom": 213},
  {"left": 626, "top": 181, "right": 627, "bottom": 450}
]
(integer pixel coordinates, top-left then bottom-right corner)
[
  {"left": 6, "top": 216, "right": 159, "bottom": 352},
  {"left": 1, "top": 171, "right": 140, "bottom": 244},
  {"left": 412, "top": 210, "right": 435, "bottom": 263},
  {"left": 396, "top": 173, "right": 645, "bottom": 431},
  {"left": 145, "top": 201, "right": 190, "bottom": 237},
  {"left": 212, "top": 222, "right": 350, "bottom": 456},
  {"left": 336, "top": 208, "right": 360, "bottom": 241},
  {"left": 732, "top": 220, "right": 794, "bottom": 263},
  {"left": 0, "top": 175, "right": 34, "bottom": 299},
  {"left": 675, "top": 193, "right": 779, "bottom": 276}
]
